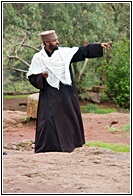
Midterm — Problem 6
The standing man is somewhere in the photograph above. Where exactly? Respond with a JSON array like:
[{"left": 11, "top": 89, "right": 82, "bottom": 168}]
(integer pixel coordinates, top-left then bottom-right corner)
[{"left": 28, "top": 30, "right": 111, "bottom": 153}]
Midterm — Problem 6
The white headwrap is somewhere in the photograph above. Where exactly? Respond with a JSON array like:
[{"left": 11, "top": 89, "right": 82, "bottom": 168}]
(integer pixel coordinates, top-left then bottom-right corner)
[{"left": 27, "top": 47, "right": 79, "bottom": 89}]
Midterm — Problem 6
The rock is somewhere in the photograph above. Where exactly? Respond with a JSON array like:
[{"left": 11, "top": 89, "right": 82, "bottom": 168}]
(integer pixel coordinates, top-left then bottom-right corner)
[
  {"left": 110, "top": 120, "right": 118, "bottom": 127},
  {"left": 26, "top": 93, "right": 39, "bottom": 119},
  {"left": 3, "top": 146, "right": 130, "bottom": 193},
  {"left": 91, "top": 86, "right": 105, "bottom": 93},
  {"left": 3, "top": 111, "right": 27, "bottom": 130},
  {"left": 88, "top": 92, "right": 101, "bottom": 104}
]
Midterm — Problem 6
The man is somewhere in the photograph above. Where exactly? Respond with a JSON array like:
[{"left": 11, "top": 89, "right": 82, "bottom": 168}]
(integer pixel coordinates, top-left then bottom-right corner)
[{"left": 28, "top": 30, "right": 112, "bottom": 153}]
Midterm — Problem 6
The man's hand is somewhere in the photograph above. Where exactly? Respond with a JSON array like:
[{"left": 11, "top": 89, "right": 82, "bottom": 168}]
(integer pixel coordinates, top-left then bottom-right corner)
[
  {"left": 42, "top": 71, "right": 48, "bottom": 78},
  {"left": 101, "top": 42, "right": 112, "bottom": 49}
]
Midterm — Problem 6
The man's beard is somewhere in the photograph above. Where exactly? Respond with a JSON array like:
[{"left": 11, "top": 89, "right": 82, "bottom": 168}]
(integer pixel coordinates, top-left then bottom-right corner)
[{"left": 49, "top": 43, "right": 58, "bottom": 51}]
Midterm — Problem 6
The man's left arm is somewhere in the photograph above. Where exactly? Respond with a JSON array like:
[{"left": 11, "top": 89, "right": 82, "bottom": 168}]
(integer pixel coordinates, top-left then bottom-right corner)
[{"left": 71, "top": 42, "right": 112, "bottom": 63}]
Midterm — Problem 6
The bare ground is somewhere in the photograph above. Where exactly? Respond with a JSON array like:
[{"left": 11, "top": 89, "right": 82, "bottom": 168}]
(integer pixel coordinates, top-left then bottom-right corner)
[{"left": 2, "top": 98, "right": 131, "bottom": 194}]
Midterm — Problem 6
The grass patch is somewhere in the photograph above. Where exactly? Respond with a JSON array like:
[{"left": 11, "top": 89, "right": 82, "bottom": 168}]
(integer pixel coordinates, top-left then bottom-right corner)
[
  {"left": 105, "top": 125, "right": 118, "bottom": 133},
  {"left": 85, "top": 141, "right": 130, "bottom": 152},
  {"left": 81, "top": 104, "right": 117, "bottom": 114},
  {"left": 3, "top": 94, "right": 29, "bottom": 98},
  {"left": 122, "top": 124, "right": 130, "bottom": 132},
  {"left": 24, "top": 116, "right": 30, "bottom": 123},
  {"left": 106, "top": 123, "right": 130, "bottom": 133}
]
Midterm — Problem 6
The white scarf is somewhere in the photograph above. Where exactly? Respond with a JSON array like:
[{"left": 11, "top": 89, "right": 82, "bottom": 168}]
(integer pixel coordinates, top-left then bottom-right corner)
[{"left": 27, "top": 47, "right": 79, "bottom": 89}]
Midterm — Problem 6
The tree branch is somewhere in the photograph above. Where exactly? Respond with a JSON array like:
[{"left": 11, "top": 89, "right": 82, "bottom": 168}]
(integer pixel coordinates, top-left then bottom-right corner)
[
  {"left": 78, "top": 40, "right": 89, "bottom": 81},
  {"left": 5, "top": 67, "right": 28, "bottom": 73},
  {"left": 7, "top": 55, "right": 30, "bottom": 67},
  {"left": 15, "top": 34, "right": 28, "bottom": 55},
  {"left": 78, "top": 58, "right": 89, "bottom": 81},
  {"left": 22, "top": 44, "right": 40, "bottom": 51}
]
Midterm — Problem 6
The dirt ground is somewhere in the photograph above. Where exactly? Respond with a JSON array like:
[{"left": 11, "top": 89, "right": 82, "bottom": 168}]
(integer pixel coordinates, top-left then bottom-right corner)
[{"left": 2, "top": 98, "right": 131, "bottom": 194}]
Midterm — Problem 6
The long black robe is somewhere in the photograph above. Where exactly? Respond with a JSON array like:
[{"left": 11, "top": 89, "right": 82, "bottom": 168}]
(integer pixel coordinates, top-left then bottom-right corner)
[{"left": 28, "top": 44, "right": 103, "bottom": 153}]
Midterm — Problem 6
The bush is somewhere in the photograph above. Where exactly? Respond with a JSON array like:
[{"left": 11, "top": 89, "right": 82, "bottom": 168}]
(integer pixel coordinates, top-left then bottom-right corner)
[{"left": 104, "top": 39, "right": 130, "bottom": 108}]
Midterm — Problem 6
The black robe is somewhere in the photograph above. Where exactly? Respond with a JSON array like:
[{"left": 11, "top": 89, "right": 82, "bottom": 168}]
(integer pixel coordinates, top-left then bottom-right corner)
[{"left": 28, "top": 44, "right": 103, "bottom": 153}]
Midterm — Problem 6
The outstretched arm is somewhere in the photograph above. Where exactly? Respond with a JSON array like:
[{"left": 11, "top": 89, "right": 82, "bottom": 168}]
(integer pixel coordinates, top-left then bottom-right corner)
[{"left": 71, "top": 42, "right": 112, "bottom": 63}]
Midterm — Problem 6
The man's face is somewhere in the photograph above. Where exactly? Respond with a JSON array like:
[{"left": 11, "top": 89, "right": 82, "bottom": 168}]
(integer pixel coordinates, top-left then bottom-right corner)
[{"left": 49, "top": 39, "right": 59, "bottom": 51}]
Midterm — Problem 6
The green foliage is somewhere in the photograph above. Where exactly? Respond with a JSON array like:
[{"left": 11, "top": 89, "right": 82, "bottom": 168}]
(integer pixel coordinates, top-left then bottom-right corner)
[
  {"left": 3, "top": 3, "right": 41, "bottom": 31},
  {"left": 99, "top": 91, "right": 109, "bottom": 102},
  {"left": 85, "top": 141, "right": 130, "bottom": 152},
  {"left": 3, "top": 3, "right": 130, "bottom": 103},
  {"left": 3, "top": 78, "right": 38, "bottom": 93},
  {"left": 81, "top": 104, "right": 117, "bottom": 114},
  {"left": 101, "top": 39, "right": 130, "bottom": 108}
]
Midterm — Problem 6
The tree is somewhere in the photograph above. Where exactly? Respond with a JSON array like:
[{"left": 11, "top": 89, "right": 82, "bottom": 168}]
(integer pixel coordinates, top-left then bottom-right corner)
[{"left": 3, "top": 2, "right": 130, "bottom": 102}]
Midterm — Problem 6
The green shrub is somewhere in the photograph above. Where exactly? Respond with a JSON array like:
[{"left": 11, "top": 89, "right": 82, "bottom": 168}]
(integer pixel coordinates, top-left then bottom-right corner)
[{"left": 104, "top": 39, "right": 130, "bottom": 109}]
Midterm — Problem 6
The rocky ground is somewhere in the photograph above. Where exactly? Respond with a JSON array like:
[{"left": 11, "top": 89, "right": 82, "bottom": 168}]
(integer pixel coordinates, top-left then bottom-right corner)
[{"left": 2, "top": 98, "right": 131, "bottom": 194}]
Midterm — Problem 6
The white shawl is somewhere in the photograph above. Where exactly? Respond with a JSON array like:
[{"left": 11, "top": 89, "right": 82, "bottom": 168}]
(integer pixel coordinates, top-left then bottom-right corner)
[{"left": 27, "top": 47, "right": 79, "bottom": 89}]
